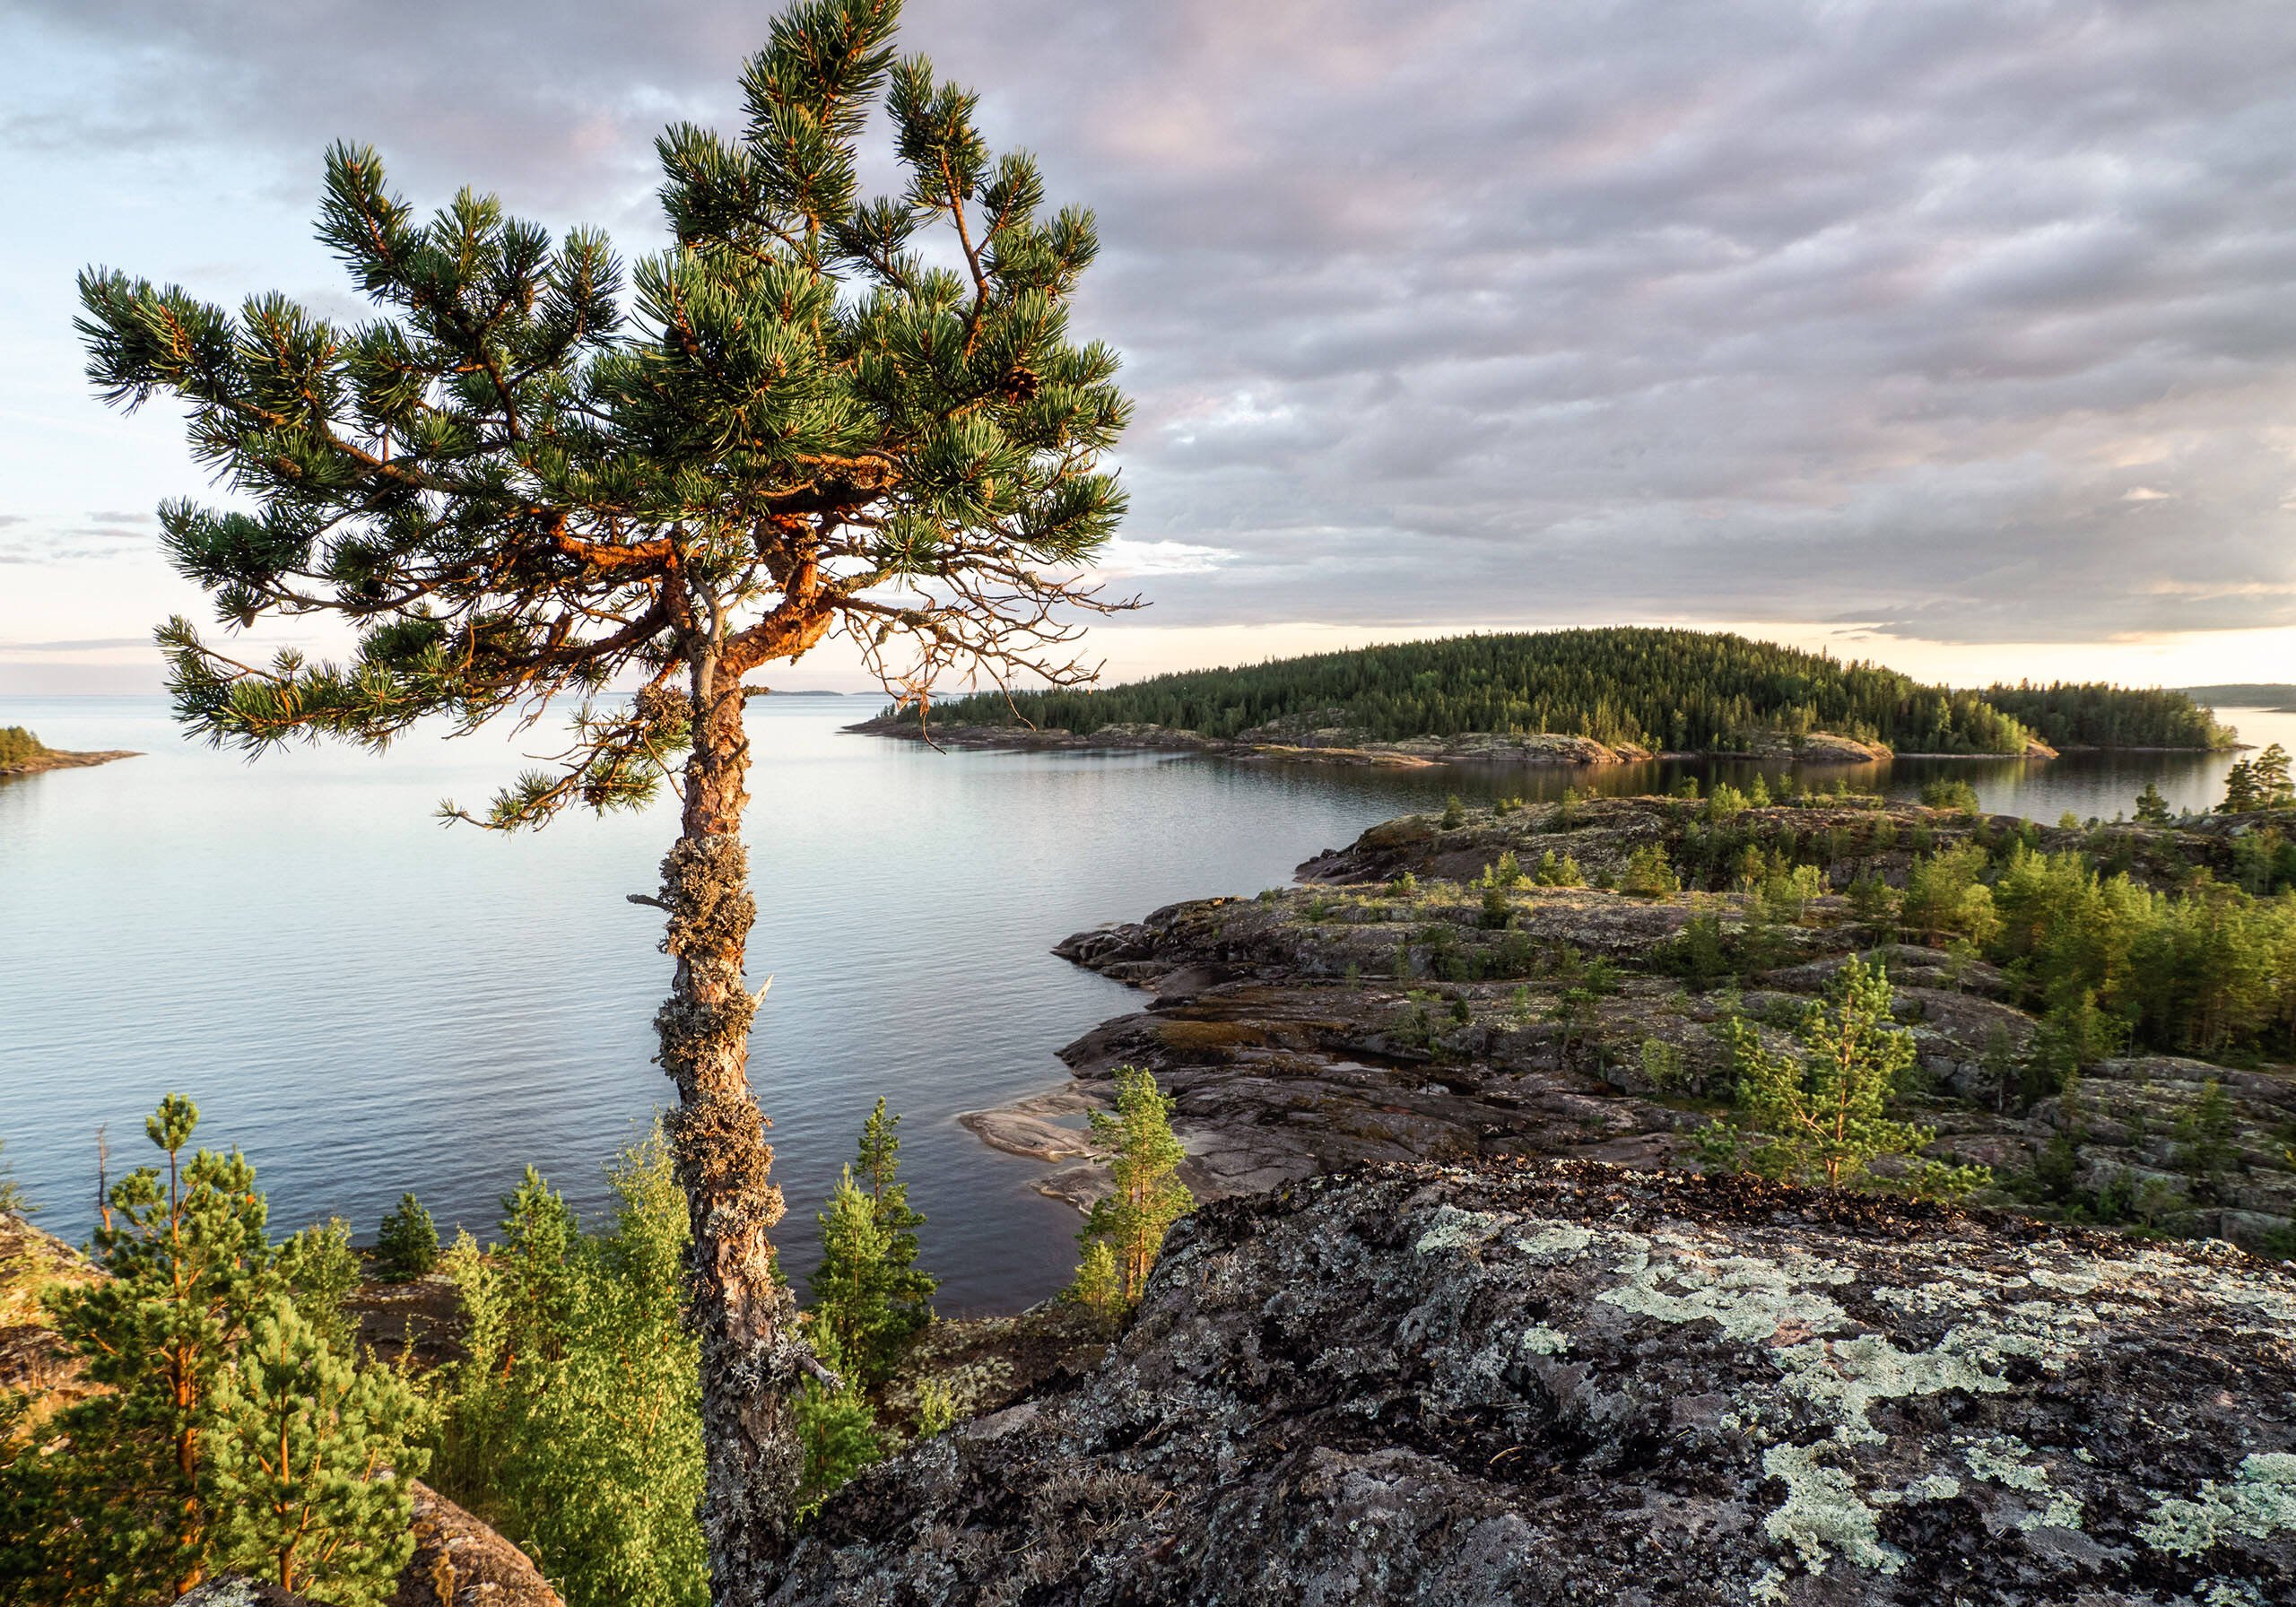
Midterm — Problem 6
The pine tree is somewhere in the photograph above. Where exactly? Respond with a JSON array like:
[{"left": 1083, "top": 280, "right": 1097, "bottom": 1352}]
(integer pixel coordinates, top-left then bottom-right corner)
[
  {"left": 376, "top": 1193, "right": 441, "bottom": 1281},
  {"left": 74, "top": 2, "right": 1130, "bottom": 1586},
  {"left": 275, "top": 1216, "right": 362, "bottom": 1354},
  {"left": 2134, "top": 781, "right": 2172, "bottom": 825},
  {"left": 1694, "top": 960, "right": 1987, "bottom": 1199},
  {"left": 206, "top": 1299, "right": 429, "bottom": 1605},
  {"left": 850, "top": 1099, "right": 933, "bottom": 1338},
  {"left": 0, "top": 1097, "right": 425, "bottom": 1604},
  {"left": 0, "top": 1095, "right": 272, "bottom": 1598},
  {"left": 787, "top": 1326, "right": 881, "bottom": 1523},
  {"left": 1068, "top": 1240, "right": 1124, "bottom": 1331},
  {"left": 1074, "top": 1066, "right": 1193, "bottom": 1306}
]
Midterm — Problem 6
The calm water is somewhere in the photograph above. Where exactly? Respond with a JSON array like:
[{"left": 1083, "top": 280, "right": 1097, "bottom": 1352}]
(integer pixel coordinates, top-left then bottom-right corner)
[{"left": 3, "top": 695, "right": 2289, "bottom": 1311}]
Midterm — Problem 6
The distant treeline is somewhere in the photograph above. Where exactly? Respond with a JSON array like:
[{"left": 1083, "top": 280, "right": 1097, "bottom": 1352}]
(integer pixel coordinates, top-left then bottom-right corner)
[
  {"left": 915, "top": 630, "right": 2234, "bottom": 755},
  {"left": 0, "top": 728, "right": 47, "bottom": 766},
  {"left": 1981, "top": 683, "right": 2236, "bottom": 751},
  {"left": 2182, "top": 684, "right": 2296, "bottom": 714},
  {"left": 921, "top": 630, "right": 2039, "bottom": 753}
]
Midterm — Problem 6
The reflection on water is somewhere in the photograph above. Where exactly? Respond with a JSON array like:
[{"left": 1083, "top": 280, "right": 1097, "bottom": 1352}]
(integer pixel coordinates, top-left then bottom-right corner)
[{"left": 2, "top": 696, "right": 2289, "bottom": 1310}]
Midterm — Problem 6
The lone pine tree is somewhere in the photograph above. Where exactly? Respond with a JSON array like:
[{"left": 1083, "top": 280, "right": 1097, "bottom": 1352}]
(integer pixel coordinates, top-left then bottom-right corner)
[{"left": 74, "top": 1, "right": 1128, "bottom": 1596}]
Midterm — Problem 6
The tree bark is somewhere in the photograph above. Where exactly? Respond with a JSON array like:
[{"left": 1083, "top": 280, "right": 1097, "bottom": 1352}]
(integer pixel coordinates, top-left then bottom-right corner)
[{"left": 654, "top": 658, "right": 805, "bottom": 1606}]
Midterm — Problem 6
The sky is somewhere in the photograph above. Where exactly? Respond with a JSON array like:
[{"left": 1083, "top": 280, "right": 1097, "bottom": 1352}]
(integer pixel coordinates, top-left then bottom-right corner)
[{"left": 3, "top": 0, "right": 2294, "bottom": 696}]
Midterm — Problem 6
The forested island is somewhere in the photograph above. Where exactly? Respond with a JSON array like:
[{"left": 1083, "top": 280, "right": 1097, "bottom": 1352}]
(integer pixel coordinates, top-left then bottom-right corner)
[
  {"left": 865, "top": 629, "right": 2233, "bottom": 763},
  {"left": 0, "top": 727, "right": 136, "bottom": 778},
  {"left": 2185, "top": 682, "right": 2296, "bottom": 714}
]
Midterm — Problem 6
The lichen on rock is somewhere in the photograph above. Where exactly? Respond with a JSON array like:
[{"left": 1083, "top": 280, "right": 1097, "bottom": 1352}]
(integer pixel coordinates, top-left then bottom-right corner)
[{"left": 769, "top": 1159, "right": 2296, "bottom": 1606}]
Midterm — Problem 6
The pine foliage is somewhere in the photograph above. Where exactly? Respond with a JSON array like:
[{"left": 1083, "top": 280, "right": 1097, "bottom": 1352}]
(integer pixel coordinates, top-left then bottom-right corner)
[
  {"left": 206, "top": 1300, "right": 426, "bottom": 1605},
  {"left": 376, "top": 1192, "right": 440, "bottom": 1281},
  {"left": 1695, "top": 960, "right": 1985, "bottom": 1198},
  {"left": 1073, "top": 1066, "right": 1193, "bottom": 1307},
  {"left": 73, "top": 0, "right": 1133, "bottom": 826},
  {"left": 0, "top": 1096, "right": 426, "bottom": 1605},
  {"left": 431, "top": 1129, "right": 707, "bottom": 1607},
  {"left": 0, "top": 729, "right": 46, "bottom": 767}
]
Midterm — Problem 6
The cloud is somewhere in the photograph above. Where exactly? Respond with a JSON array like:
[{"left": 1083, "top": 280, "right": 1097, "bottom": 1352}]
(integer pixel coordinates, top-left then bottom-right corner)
[{"left": 8, "top": 0, "right": 2296, "bottom": 646}]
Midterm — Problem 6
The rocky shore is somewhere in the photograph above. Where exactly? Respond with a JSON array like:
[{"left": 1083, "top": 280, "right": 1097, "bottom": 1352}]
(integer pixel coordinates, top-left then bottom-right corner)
[
  {"left": 0, "top": 747, "right": 139, "bottom": 778},
  {"left": 847, "top": 712, "right": 1926, "bottom": 767},
  {"left": 970, "top": 794, "right": 2296, "bottom": 1253}
]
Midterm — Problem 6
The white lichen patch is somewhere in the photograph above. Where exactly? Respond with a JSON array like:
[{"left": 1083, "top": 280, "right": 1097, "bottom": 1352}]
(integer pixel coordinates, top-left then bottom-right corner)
[
  {"left": 1593, "top": 1238, "right": 2112, "bottom": 1588},
  {"left": 2027, "top": 1266, "right": 2100, "bottom": 1297},
  {"left": 1761, "top": 1442, "right": 1904, "bottom": 1575},
  {"left": 1519, "top": 1325, "right": 1572, "bottom": 1355},
  {"left": 1596, "top": 1250, "right": 1854, "bottom": 1345},
  {"left": 1904, "top": 1472, "right": 1963, "bottom": 1503},
  {"left": 1413, "top": 1204, "right": 1513, "bottom": 1255},
  {"left": 1513, "top": 1222, "right": 1596, "bottom": 1258},
  {"left": 1962, "top": 1436, "right": 2083, "bottom": 1532},
  {"left": 1774, "top": 1328, "right": 2054, "bottom": 1447},
  {"left": 2139, "top": 1453, "right": 2296, "bottom": 1558}
]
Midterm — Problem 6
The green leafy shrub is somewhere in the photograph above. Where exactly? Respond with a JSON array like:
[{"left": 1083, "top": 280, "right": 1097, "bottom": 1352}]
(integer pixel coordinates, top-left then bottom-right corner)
[
  {"left": 1919, "top": 777, "right": 1980, "bottom": 813},
  {"left": 1533, "top": 849, "right": 1583, "bottom": 887},
  {"left": 1620, "top": 842, "right": 1681, "bottom": 899}
]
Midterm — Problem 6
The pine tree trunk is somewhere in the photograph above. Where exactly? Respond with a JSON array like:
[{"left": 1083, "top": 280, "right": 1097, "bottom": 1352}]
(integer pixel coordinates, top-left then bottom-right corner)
[{"left": 653, "top": 659, "right": 804, "bottom": 1605}]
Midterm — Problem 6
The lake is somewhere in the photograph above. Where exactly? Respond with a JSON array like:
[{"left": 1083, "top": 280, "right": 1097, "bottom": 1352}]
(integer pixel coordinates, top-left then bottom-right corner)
[{"left": 4, "top": 693, "right": 2290, "bottom": 1312}]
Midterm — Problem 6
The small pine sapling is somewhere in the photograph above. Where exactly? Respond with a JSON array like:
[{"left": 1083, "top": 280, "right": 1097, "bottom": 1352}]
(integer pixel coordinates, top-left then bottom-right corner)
[{"left": 376, "top": 1193, "right": 440, "bottom": 1281}]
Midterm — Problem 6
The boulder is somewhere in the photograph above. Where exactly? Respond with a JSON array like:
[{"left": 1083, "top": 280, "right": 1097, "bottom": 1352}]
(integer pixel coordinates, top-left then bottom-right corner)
[
  {"left": 771, "top": 1160, "right": 2296, "bottom": 1606},
  {"left": 392, "top": 1481, "right": 563, "bottom": 1607}
]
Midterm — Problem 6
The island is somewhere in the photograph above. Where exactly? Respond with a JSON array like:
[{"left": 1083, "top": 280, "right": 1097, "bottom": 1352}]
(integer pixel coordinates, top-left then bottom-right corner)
[
  {"left": 848, "top": 629, "right": 2237, "bottom": 765},
  {"left": 0, "top": 726, "right": 138, "bottom": 778}
]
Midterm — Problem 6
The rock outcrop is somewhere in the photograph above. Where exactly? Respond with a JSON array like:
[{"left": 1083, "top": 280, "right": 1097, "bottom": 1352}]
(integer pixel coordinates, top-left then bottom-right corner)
[
  {"left": 394, "top": 1481, "right": 564, "bottom": 1607},
  {"left": 771, "top": 1160, "right": 2296, "bottom": 1606},
  {"left": 995, "top": 796, "right": 2296, "bottom": 1250}
]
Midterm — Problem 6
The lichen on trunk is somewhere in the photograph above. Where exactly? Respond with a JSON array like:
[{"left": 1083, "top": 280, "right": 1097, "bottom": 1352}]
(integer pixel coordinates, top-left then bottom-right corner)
[{"left": 651, "top": 672, "right": 806, "bottom": 1600}]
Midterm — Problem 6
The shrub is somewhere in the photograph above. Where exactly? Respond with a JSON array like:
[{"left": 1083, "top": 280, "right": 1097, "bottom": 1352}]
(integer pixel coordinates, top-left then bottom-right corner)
[
  {"left": 1439, "top": 794, "right": 1465, "bottom": 829},
  {"left": 1533, "top": 849, "right": 1583, "bottom": 887},
  {"left": 1620, "top": 843, "right": 1681, "bottom": 899},
  {"left": 376, "top": 1192, "right": 440, "bottom": 1281},
  {"left": 1901, "top": 844, "right": 1998, "bottom": 946},
  {"left": 1919, "top": 777, "right": 1980, "bottom": 813},
  {"left": 430, "top": 1130, "right": 706, "bottom": 1606}
]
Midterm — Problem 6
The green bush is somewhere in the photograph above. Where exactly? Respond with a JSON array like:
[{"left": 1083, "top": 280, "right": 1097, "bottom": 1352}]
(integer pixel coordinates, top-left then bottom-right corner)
[
  {"left": 1619, "top": 843, "right": 1681, "bottom": 899},
  {"left": 1918, "top": 777, "right": 1980, "bottom": 813},
  {"left": 431, "top": 1132, "right": 707, "bottom": 1607},
  {"left": 376, "top": 1192, "right": 440, "bottom": 1281}
]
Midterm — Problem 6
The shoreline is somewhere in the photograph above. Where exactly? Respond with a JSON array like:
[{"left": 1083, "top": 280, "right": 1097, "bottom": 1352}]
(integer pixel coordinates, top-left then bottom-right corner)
[
  {"left": 845, "top": 716, "right": 1923, "bottom": 767},
  {"left": 0, "top": 748, "right": 140, "bottom": 778}
]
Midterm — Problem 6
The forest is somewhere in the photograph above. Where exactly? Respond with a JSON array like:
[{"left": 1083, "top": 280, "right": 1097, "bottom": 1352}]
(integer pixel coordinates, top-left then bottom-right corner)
[
  {"left": 918, "top": 630, "right": 2226, "bottom": 754},
  {"left": 1979, "top": 682, "right": 2235, "bottom": 749}
]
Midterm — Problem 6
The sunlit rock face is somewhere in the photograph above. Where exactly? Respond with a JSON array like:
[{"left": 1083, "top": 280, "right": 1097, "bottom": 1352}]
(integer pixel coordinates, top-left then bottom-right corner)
[{"left": 770, "top": 1160, "right": 2295, "bottom": 1606}]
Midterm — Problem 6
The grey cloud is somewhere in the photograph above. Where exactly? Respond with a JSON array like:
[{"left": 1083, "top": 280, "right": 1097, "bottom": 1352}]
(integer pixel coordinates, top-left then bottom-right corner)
[{"left": 12, "top": 0, "right": 2296, "bottom": 643}]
